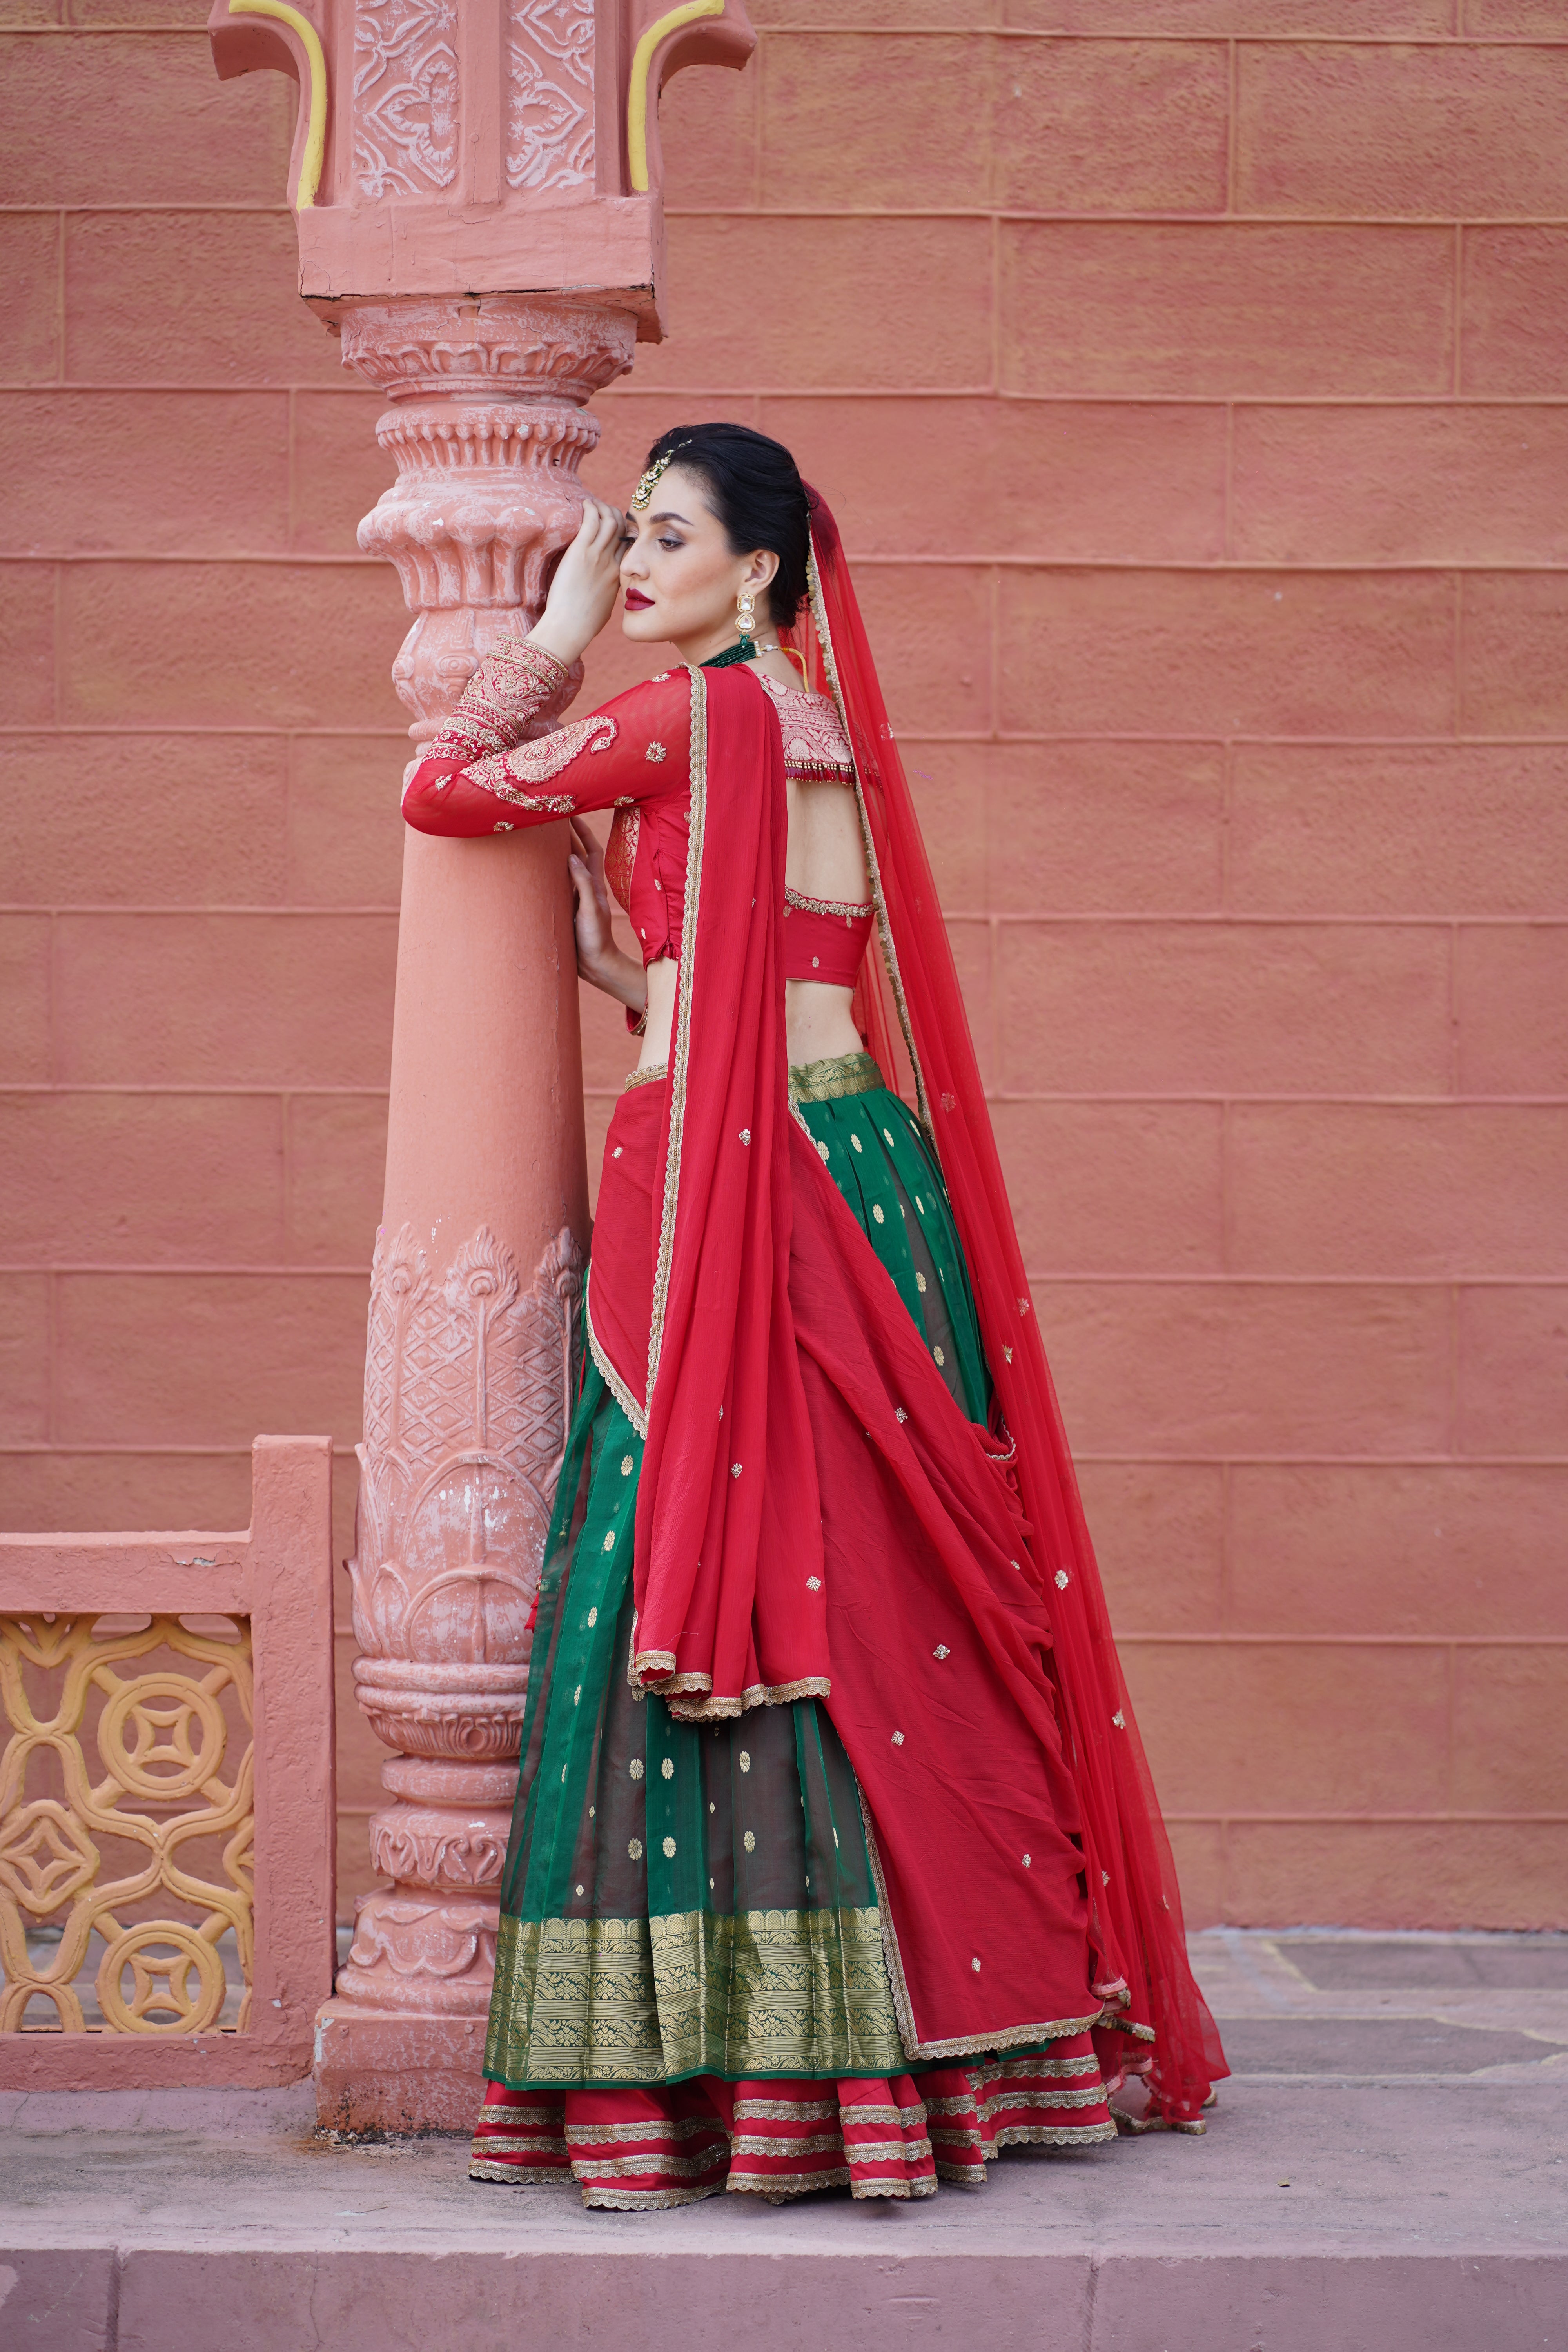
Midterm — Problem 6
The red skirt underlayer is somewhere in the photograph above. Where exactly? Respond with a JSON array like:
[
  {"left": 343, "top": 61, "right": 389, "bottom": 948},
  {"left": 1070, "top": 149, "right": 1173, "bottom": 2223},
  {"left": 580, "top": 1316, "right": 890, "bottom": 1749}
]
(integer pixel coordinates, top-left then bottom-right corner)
[{"left": 471, "top": 2033, "right": 1117, "bottom": 2209}]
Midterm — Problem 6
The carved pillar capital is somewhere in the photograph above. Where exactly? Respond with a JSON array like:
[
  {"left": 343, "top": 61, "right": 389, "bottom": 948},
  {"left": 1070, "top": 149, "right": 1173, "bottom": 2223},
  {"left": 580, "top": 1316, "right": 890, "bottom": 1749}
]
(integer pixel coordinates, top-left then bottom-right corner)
[{"left": 339, "top": 293, "right": 636, "bottom": 735}]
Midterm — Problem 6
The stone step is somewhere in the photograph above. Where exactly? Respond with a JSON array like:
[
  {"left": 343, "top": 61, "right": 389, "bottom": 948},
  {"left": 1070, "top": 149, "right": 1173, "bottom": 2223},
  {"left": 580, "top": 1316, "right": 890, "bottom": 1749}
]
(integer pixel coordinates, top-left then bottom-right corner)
[{"left": 3, "top": 2077, "right": 1564, "bottom": 2352}]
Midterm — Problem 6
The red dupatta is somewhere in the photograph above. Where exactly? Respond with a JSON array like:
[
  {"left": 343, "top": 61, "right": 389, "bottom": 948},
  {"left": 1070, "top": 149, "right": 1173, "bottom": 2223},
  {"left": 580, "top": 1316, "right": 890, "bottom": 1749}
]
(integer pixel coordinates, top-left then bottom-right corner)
[
  {"left": 784, "top": 495, "right": 1228, "bottom": 2127},
  {"left": 623, "top": 664, "right": 831, "bottom": 1718}
]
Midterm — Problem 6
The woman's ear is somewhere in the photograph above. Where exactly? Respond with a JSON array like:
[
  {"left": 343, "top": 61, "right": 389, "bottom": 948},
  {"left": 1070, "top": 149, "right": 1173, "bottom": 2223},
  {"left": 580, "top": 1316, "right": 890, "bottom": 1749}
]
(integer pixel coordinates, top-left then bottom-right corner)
[{"left": 745, "top": 547, "right": 780, "bottom": 623}]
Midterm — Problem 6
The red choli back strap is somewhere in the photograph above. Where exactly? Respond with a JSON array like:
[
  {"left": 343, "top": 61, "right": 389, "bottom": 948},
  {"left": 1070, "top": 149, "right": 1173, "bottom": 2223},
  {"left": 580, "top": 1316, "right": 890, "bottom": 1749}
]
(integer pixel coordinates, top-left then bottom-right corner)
[{"left": 781, "top": 885, "right": 874, "bottom": 985}]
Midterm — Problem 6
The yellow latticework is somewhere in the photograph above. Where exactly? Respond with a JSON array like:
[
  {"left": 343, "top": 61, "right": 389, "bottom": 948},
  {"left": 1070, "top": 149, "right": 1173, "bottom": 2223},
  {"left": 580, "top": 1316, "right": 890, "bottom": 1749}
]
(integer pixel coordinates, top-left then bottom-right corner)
[{"left": 0, "top": 1614, "right": 254, "bottom": 2034}]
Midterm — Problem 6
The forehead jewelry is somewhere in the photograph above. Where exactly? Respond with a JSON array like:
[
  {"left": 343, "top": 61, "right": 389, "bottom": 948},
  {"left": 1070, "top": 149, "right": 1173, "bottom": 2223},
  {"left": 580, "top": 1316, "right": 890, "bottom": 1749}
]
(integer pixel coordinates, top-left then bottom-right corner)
[{"left": 630, "top": 444, "right": 687, "bottom": 511}]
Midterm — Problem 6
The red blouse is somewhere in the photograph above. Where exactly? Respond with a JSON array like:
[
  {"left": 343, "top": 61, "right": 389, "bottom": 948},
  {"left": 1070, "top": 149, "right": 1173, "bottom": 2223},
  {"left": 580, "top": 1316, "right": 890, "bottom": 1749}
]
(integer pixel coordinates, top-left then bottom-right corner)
[{"left": 402, "top": 647, "right": 874, "bottom": 985}]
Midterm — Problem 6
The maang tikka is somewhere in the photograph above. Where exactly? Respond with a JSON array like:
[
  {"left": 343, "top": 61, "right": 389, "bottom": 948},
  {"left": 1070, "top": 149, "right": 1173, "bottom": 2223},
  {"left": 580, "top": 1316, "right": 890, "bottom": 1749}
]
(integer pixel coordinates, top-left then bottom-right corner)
[{"left": 630, "top": 445, "right": 685, "bottom": 511}]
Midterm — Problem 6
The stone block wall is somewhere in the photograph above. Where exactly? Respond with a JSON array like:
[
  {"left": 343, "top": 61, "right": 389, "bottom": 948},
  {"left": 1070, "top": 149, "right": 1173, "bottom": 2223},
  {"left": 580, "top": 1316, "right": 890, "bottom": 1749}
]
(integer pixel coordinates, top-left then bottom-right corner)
[{"left": 2, "top": 2, "right": 1564, "bottom": 1927}]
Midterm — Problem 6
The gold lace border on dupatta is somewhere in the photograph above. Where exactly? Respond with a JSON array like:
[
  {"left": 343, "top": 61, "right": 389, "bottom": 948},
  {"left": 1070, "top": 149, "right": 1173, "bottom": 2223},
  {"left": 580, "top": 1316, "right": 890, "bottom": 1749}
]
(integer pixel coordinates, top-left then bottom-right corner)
[
  {"left": 788, "top": 1048, "right": 884, "bottom": 1105},
  {"left": 483, "top": 1904, "right": 907, "bottom": 2089},
  {"left": 624, "top": 1061, "right": 668, "bottom": 1092}
]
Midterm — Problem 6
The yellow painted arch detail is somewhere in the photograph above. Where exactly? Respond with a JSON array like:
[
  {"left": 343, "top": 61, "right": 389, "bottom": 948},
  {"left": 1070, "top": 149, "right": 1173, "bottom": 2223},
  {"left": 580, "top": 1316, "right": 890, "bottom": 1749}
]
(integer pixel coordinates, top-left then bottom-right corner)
[
  {"left": 227, "top": 0, "right": 328, "bottom": 210},
  {"left": 627, "top": 0, "right": 725, "bottom": 194}
]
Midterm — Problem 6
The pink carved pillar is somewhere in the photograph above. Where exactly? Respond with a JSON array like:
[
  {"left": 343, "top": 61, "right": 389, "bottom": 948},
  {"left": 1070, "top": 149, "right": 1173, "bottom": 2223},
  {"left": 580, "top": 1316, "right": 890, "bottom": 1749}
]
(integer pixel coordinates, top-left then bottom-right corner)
[{"left": 206, "top": 0, "right": 755, "bottom": 2129}]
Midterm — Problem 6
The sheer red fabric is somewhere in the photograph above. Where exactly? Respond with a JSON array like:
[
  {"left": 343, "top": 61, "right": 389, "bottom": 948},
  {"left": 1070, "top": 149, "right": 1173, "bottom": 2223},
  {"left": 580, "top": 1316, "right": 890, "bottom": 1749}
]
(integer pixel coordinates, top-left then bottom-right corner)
[
  {"left": 623, "top": 668, "right": 831, "bottom": 1716},
  {"left": 785, "top": 495, "right": 1228, "bottom": 2125}
]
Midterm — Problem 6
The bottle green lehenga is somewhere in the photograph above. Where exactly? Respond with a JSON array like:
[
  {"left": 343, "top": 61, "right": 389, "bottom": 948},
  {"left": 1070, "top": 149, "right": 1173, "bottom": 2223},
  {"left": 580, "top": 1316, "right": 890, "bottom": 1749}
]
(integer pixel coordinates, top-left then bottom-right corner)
[{"left": 483, "top": 1053, "right": 989, "bottom": 2092}]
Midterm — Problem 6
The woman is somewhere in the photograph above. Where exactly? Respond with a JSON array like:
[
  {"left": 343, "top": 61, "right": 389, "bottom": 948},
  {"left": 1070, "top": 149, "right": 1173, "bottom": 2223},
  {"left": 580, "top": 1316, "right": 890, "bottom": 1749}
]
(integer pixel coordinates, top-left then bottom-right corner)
[{"left": 403, "top": 425, "right": 1226, "bottom": 2208}]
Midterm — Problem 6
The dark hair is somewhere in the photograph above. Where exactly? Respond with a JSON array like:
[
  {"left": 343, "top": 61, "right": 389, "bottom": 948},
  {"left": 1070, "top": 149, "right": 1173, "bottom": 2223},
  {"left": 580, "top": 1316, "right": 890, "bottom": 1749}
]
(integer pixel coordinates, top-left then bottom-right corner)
[{"left": 641, "top": 422, "right": 812, "bottom": 626}]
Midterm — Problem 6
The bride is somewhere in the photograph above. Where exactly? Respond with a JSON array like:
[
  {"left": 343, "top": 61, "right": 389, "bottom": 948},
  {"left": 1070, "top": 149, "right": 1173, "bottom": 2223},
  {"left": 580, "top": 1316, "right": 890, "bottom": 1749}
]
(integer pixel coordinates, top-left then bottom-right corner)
[{"left": 402, "top": 423, "right": 1226, "bottom": 2207}]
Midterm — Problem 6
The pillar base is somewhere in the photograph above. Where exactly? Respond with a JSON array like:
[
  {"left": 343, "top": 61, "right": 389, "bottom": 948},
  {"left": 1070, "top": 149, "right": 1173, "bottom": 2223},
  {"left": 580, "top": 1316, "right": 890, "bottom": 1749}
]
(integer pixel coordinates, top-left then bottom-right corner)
[{"left": 313, "top": 2001, "right": 486, "bottom": 2136}]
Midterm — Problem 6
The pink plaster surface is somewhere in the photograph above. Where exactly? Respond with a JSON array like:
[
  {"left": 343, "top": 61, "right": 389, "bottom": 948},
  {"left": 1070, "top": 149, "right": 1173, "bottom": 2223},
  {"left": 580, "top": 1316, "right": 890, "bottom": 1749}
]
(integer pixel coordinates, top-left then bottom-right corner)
[
  {"left": 2, "top": 11, "right": 1566, "bottom": 1935},
  {"left": 0, "top": 1438, "right": 336, "bottom": 2089}
]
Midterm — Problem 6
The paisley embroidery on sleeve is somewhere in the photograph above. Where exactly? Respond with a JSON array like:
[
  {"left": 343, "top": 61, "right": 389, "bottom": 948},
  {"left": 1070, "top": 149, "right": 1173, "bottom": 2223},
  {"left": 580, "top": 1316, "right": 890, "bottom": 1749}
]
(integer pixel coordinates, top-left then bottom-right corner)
[{"left": 465, "top": 713, "right": 619, "bottom": 810}]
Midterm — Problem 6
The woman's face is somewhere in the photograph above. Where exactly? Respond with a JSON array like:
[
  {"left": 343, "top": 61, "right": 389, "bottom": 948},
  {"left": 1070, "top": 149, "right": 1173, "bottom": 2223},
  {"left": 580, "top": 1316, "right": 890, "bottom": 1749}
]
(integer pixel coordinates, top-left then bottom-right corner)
[{"left": 619, "top": 464, "right": 780, "bottom": 650}]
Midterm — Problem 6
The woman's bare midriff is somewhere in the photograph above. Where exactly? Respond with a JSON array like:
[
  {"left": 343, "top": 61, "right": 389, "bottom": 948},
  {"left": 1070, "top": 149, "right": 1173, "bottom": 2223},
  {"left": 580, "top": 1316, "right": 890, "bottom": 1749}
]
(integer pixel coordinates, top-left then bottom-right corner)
[
  {"left": 636, "top": 966, "right": 862, "bottom": 1074},
  {"left": 633, "top": 674, "right": 871, "bottom": 1076}
]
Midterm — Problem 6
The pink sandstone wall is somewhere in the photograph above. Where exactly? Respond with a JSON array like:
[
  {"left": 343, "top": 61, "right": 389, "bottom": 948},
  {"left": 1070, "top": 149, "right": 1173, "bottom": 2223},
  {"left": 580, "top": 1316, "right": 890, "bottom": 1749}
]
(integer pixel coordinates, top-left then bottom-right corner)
[{"left": 2, "top": 2, "right": 1564, "bottom": 1932}]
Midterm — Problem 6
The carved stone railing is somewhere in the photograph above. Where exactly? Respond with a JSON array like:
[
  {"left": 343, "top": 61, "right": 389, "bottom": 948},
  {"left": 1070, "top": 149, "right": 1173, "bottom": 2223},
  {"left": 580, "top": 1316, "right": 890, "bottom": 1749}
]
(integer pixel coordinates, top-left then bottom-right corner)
[{"left": 0, "top": 1439, "right": 335, "bottom": 2089}]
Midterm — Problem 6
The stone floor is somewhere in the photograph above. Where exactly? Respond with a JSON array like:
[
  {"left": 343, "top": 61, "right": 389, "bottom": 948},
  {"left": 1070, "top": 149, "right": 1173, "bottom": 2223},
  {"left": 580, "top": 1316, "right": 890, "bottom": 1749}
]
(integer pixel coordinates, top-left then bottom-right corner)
[{"left": 2, "top": 1931, "right": 1565, "bottom": 2351}]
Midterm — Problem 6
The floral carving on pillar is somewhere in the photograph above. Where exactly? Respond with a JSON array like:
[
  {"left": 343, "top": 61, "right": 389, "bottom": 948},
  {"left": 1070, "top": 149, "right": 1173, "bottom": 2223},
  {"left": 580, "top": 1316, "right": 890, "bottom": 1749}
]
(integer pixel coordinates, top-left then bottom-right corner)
[
  {"left": 507, "top": 0, "right": 594, "bottom": 192},
  {"left": 353, "top": 0, "right": 462, "bottom": 199},
  {"left": 341, "top": 1225, "right": 583, "bottom": 2012}
]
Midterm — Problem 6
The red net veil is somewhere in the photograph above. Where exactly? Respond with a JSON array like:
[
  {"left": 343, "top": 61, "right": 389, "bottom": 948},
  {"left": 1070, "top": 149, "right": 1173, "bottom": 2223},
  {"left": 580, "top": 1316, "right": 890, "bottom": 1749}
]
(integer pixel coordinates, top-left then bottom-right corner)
[{"left": 784, "top": 491, "right": 1228, "bottom": 2125}]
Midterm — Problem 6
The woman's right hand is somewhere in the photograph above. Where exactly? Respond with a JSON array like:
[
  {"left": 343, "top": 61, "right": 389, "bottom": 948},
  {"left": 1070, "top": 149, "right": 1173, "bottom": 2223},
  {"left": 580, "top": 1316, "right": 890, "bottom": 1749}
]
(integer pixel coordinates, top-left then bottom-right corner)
[
  {"left": 568, "top": 815, "right": 615, "bottom": 974},
  {"left": 527, "top": 498, "right": 628, "bottom": 670},
  {"left": 569, "top": 816, "right": 648, "bottom": 1014}
]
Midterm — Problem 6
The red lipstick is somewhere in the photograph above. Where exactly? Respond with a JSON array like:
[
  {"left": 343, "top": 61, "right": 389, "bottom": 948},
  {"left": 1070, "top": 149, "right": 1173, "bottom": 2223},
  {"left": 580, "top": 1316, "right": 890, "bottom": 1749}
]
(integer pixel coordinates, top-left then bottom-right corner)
[{"left": 624, "top": 589, "right": 653, "bottom": 611}]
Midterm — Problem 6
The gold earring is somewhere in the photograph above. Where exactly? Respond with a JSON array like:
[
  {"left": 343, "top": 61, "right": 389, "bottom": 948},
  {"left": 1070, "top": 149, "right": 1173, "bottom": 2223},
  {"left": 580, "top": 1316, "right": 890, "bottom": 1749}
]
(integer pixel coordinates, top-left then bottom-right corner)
[{"left": 737, "top": 588, "right": 756, "bottom": 649}]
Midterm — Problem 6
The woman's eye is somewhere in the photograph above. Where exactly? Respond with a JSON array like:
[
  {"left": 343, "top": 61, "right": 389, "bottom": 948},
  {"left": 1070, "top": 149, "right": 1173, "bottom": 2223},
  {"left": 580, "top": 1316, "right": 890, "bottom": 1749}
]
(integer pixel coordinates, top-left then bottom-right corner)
[{"left": 658, "top": 535, "right": 683, "bottom": 551}]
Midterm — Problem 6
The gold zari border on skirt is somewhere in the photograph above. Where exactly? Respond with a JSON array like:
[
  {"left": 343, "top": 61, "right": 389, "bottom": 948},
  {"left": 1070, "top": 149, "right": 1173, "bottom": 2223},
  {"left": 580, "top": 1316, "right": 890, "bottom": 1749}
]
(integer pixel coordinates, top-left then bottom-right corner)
[
  {"left": 788, "top": 1048, "right": 884, "bottom": 1105},
  {"left": 484, "top": 1904, "right": 907, "bottom": 2087}
]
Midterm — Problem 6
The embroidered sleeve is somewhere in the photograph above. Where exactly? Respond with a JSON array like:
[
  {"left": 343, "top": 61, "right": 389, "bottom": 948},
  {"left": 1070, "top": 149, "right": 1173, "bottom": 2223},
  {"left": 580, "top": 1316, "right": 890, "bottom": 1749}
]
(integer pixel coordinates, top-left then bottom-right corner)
[
  {"left": 461, "top": 713, "right": 620, "bottom": 811},
  {"left": 420, "top": 642, "right": 577, "bottom": 766},
  {"left": 403, "top": 666, "right": 695, "bottom": 839}
]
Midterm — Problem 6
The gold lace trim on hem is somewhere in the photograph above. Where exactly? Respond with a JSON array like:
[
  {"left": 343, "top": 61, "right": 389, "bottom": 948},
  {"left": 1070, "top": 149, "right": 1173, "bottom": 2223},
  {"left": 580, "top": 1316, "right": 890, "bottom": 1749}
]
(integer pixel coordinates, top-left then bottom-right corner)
[
  {"left": 630, "top": 1659, "right": 833, "bottom": 1718},
  {"left": 584, "top": 1267, "right": 648, "bottom": 1440},
  {"left": 664, "top": 1674, "right": 833, "bottom": 1721},
  {"left": 563, "top": 2115, "right": 722, "bottom": 2147},
  {"left": 624, "top": 1061, "right": 668, "bottom": 1092},
  {"left": 732, "top": 2096, "right": 836, "bottom": 2122},
  {"left": 991, "top": 2118, "right": 1117, "bottom": 2150},
  {"left": 853, "top": 2174, "right": 940, "bottom": 2200},
  {"left": 584, "top": 2183, "right": 722, "bottom": 2210},
  {"left": 726, "top": 2167, "right": 853, "bottom": 2199},
  {"left": 788, "top": 1048, "right": 884, "bottom": 1105},
  {"left": 468, "top": 2162, "right": 570, "bottom": 2186},
  {"left": 902, "top": 2011, "right": 1111, "bottom": 2063}
]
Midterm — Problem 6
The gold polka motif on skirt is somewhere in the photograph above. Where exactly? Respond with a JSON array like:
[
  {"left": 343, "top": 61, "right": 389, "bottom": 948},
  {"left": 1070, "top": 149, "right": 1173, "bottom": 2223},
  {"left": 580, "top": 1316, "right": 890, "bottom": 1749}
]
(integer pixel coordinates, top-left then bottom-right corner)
[
  {"left": 743, "top": 1830, "right": 756, "bottom": 1852},
  {"left": 629, "top": 1758, "right": 644, "bottom": 1780},
  {"left": 661, "top": 1758, "right": 675, "bottom": 1779},
  {"left": 628, "top": 1838, "right": 644, "bottom": 1860}
]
